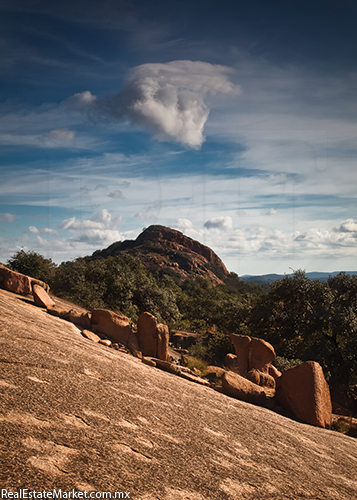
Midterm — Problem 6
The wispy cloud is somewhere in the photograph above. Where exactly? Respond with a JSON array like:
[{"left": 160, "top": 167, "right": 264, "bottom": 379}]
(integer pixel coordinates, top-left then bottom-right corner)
[{"left": 0, "top": 213, "right": 16, "bottom": 223}]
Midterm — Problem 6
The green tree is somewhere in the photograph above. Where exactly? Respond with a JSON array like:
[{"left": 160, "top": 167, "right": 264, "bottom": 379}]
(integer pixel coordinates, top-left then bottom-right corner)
[
  {"left": 7, "top": 250, "right": 57, "bottom": 284},
  {"left": 250, "top": 270, "right": 357, "bottom": 389}
]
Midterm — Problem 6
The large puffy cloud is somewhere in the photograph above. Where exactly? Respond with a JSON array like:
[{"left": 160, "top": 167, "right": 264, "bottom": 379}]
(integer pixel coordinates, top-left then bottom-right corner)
[{"left": 67, "top": 61, "right": 239, "bottom": 148}]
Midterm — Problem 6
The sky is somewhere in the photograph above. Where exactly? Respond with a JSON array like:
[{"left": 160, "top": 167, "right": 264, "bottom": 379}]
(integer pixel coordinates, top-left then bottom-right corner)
[{"left": 0, "top": 0, "right": 356, "bottom": 276}]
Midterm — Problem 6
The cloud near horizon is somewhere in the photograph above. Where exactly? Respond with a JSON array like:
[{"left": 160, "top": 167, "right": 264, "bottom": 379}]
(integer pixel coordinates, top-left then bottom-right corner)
[
  {"left": 67, "top": 61, "right": 239, "bottom": 148},
  {"left": 58, "top": 209, "right": 124, "bottom": 245}
]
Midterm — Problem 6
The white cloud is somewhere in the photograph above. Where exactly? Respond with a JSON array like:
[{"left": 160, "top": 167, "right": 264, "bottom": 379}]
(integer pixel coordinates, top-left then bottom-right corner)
[
  {"left": 66, "top": 90, "right": 97, "bottom": 112},
  {"left": 67, "top": 61, "right": 239, "bottom": 148},
  {"left": 174, "top": 218, "right": 194, "bottom": 230},
  {"left": 28, "top": 226, "right": 57, "bottom": 235},
  {"left": 204, "top": 216, "right": 233, "bottom": 230},
  {"left": 337, "top": 219, "right": 357, "bottom": 233},
  {"left": 58, "top": 208, "right": 124, "bottom": 246},
  {"left": 0, "top": 213, "right": 16, "bottom": 223}
]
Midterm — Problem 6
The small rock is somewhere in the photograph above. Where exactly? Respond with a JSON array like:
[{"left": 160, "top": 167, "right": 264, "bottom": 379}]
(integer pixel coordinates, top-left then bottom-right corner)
[
  {"left": 82, "top": 330, "right": 101, "bottom": 343},
  {"left": 99, "top": 339, "right": 112, "bottom": 347},
  {"left": 178, "top": 372, "right": 210, "bottom": 386},
  {"left": 142, "top": 357, "right": 157, "bottom": 367},
  {"left": 47, "top": 306, "right": 69, "bottom": 318},
  {"left": 206, "top": 366, "right": 227, "bottom": 376}
]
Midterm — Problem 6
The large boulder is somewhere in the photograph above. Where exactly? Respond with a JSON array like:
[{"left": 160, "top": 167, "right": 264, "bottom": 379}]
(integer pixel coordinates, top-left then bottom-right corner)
[
  {"left": 245, "top": 368, "right": 276, "bottom": 389},
  {"left": 64, "top": 309, "right": 91, "bottom": 330},
  {"left": 137, "top": 312, "right": 169, "bottom": 361},
  {"left": 276, "top": 361, "right": 332, "bottom": 428},
  {"left": 137, "top": 312, "right": 158, "bottom": 358},
  {"left": 0, "top": 263, "right": 49, "bottom": 295},
  {"left": 221, "top": 371, "right": 267, "bottom": 405},
  {"left": 224, "top": 353, "right": 240, "bottom": 373},
  {"left": 32, "top": 284, "right": 55, "bottom": 309},
  {"left": 228, "top": 334, "right": 276, "bottom": 389},
  {"left": 156, "top": 323, "right": 169, "bottom": 362},
  {"left": 91, "top": 309, "right": 139, "bottom": 352},
  {"left": 229, "top": 334, "right": 251, "bottom": 375},
  {"left": 249, "top": 337, "right": 276, "bottom": 374}
]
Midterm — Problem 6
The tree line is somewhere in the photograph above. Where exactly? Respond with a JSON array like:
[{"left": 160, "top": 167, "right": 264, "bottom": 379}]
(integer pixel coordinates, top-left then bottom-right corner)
[{"left": 6, "top": 250, "right": 357, "bottom": 393}]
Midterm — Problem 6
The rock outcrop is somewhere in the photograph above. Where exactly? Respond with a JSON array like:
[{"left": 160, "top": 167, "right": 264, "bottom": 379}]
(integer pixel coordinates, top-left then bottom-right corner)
[
  {"left": 90, "top": 225, "right": 230, "bottom": 286},
  {"left": 0, "top": 262, "right": 49, "bottom": 295},
  {"left": 1, "top": 288, "right": 356, "bottom": 498},
  {"left": 137, "top": 312, "right": 169, "bottom": 361},
  {"left": 276, "top": 360, "right": 332, "bottom": 428},
  {"left": 228, "top": 333, "right": 276, "bottom": 389}
]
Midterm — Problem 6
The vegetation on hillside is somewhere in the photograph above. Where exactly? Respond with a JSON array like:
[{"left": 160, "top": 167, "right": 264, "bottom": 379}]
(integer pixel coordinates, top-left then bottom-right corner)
[{"left": 6, "top": 249, "right": 357, "bottom": 399}]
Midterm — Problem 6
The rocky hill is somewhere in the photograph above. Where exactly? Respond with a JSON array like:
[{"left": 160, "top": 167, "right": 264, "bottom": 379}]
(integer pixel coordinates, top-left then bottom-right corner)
[
  {"left": 90, "top": 225, "right": 230, "bottom": 286},
  {"left": 1, "top": 287, "right": 357, "bottom": 498}
]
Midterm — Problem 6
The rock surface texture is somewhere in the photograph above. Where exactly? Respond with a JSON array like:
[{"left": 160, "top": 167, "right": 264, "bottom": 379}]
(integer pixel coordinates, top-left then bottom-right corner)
[
  {"left": 0, "top": 288, "right": 356, "bottom": 499},
  {"left": 276, "top": 360, "right": 333, "bottom": 428}
]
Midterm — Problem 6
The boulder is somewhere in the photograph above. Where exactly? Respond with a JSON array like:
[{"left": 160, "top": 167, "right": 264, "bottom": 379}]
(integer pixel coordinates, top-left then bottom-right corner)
[
  {"left": 229, "top": 334, "right": 251, "bottom": 375},
  {"left": 276, "top": 361, "right": 332, "bottom": 428},
  {"left": 246, "top": 368, "right": 276, "bottom": 389},
  {"left": 269, "top": 364, "right": 282, "bottom": 381},
  {"left": 249, "top": 338, "right": 276, "bottom": 374},
  {"left": 152, "top": 358, "right": 182, "bottom": 375},
  {"left": 221, "top": 371, "right": 267, "bottom": 405},
  {"left": 91, "top": 309, "right": 139, "bottom": 352},
  {"left": 47, "top": 305, "right": 69, "bottom": 318},
  {"left": 171, "top": 330, "right": 199, "bottom": 349},
  {"left": 99, "top": 339, "right": 112, "bottom": 347},
  {"left": 137, "top": 312, "right": 158, "bottom": 358},
  {"left": 206, "top": 366, "right": 227, "bottom": 377},
  {"left": 156, "top": 323, "right": 169, "bottom": 362},
  {"left": 178, "top": 371, "right": 210, "bottom": 386},
  {"left": 224, "top": 353, "right": 240, "bottom": 373},
  {"left": 137, "top": 312, "right": 169, "bottom": 361},
  {"left": 142, "top": 357, "right": 157, "bottom": 367},
  {"left": 0, "top": 263, "right": 49, "bottom": 295},
  {"left": 64, "top": 309, "right": 91, "bottom": 329},
  {"left": 32, "top": 284, "right": 55, "bottom": 309},
  {"left": 82, "top": 330, "right": 101, "bottom": 343}
]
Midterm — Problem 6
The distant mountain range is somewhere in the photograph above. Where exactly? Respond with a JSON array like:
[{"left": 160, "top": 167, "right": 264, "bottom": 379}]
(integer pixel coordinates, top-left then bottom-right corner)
[{"left": 241, "top": 271, "right": 357, "bottom": 284}]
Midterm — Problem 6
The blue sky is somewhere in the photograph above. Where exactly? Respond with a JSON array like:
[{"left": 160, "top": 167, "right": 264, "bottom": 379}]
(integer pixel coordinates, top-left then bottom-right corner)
[{"left": 0, "top": 0, "right": 356, "bottom": 275}]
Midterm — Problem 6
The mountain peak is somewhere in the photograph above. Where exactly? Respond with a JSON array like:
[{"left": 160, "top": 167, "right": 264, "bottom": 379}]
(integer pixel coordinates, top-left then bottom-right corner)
[{"left": 93, "top": 225, "right": 229, "bottom": 285}]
